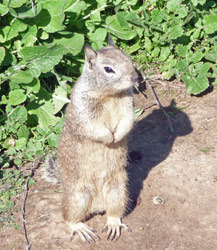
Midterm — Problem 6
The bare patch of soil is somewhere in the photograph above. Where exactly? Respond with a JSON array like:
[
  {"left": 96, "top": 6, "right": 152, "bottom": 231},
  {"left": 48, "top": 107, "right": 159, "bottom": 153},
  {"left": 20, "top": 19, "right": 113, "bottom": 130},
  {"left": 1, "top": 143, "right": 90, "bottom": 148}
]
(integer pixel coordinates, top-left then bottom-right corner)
[{"left": 1, "top": 83, "right": 217, "bottom": 250}]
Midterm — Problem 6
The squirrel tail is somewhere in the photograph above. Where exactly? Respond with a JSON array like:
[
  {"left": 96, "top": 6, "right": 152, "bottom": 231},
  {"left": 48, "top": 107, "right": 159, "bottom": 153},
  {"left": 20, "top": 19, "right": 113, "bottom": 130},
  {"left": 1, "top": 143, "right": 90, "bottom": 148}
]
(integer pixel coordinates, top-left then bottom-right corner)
[{"left": 41, "top": 155, "right": 61, "bottom": 184}]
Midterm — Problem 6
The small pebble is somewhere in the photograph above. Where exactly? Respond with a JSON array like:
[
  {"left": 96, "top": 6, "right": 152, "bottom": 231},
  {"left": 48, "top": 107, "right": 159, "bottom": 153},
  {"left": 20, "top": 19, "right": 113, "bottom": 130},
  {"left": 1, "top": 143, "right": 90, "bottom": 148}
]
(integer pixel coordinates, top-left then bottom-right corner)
[{"left": 153, "top": 196, "right": 164, "bottom": 205}]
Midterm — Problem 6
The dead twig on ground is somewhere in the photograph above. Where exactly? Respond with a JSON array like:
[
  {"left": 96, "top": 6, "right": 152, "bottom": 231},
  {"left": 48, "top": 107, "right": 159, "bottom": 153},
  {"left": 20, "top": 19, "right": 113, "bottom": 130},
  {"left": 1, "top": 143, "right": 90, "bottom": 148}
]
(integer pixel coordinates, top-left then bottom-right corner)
[
  {"left": 22, "top": 160, "right": 40, "bottom": 250},
  {"left": 139, "top": 70, "right": 175, "bottom": 134}
]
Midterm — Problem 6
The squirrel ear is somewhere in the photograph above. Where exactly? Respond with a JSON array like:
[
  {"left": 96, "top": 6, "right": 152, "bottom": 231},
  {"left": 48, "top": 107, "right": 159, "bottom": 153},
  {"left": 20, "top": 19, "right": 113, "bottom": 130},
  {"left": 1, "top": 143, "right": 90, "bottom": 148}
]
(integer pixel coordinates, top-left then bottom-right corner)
[
  {"left": 108, "top": 35, "right": 115, "bottom": 47},
  {"left": 84, "top": 45, "right": 97, "bottom": 69}
]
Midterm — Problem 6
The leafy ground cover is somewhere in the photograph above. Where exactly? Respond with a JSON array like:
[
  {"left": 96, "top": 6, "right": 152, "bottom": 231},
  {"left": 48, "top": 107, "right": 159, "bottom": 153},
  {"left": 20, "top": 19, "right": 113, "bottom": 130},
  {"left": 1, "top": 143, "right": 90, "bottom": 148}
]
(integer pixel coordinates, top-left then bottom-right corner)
[{"left": 0, "top": 0, "right": 217, "bottom": 228}]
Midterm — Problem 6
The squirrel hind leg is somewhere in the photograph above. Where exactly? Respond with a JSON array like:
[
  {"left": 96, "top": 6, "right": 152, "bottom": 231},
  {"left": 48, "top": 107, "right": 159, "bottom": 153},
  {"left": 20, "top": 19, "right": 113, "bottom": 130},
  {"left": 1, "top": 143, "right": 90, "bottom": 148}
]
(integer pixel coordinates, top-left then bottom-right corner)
[{"left": 68, "top": 222, "right": 100, "bottom": 243}]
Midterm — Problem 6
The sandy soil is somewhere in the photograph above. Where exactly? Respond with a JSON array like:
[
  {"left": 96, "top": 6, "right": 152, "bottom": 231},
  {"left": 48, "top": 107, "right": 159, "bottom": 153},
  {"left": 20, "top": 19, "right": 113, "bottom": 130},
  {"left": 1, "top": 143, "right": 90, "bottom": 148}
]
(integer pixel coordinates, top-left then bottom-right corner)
[{"left": 1, "top": 83, "right": 217, "bottom": 250}]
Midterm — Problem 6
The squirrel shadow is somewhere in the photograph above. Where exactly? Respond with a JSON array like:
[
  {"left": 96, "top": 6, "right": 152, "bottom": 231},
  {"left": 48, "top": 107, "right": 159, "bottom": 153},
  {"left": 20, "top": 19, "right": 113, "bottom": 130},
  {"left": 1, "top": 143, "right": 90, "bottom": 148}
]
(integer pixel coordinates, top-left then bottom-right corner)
[{"left": 125, "top": 99, "right": 193, "bottom": 215}]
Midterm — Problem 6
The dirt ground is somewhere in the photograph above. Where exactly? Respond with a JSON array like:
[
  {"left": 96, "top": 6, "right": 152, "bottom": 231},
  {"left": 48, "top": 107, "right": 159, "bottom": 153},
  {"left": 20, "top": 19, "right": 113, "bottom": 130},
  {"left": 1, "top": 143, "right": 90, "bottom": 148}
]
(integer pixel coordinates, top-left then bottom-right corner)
[{"left": 1, "top": 82, "right": 217, "bottom": 250}]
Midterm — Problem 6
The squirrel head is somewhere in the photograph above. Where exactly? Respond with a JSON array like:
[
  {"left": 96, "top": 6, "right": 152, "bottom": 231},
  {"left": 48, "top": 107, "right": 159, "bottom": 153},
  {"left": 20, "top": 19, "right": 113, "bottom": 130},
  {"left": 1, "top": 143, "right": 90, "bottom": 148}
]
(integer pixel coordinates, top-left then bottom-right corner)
[{"left": 83, "top": 36, "right": 138, "bottom": 93}]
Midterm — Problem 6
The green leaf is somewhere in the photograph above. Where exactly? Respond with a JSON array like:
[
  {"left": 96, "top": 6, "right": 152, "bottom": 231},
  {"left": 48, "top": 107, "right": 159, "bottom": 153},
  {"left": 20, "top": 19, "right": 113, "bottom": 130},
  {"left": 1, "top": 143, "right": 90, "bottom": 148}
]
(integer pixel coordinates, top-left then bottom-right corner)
[
  {"left": 134, "top": 108, "right": 143, "bottom": 119},
  {"left": 158, "top": 47, "right": 170, "bottom": 62},
  {"left": 117, "top": 12, "right": 131, "bottom": 29},
  {"left": 189, "top": 51, "right": 204, "bottom": 63},
  {"left": 7, "top": 0, "right": 26, "bottom": 8},
  {"left": 22, "top": 25, "right": 37, "bottom": 46},
  {"left": 8, "top": 90, "right": 26, "bottom": 106},
  {"left": 9, "top": 3, "right": 42, "bottom": 19},
  {"left": 203, "top": 15, "right": 217, "bottom": 34},
  {"left": 10, "top": 106, "right": 27, "bottom": 124},
  {"left": 176, "top": 44, "right": 188, "bottom": 57},
  {"left": 20, "top": 45, "right": 66, "bottom": 77},
  {"left": 17, "top": 125, "right": 30, "bottom": 139},
  {"left": 0, "top": 47, "right": 6, "bottom": 65},
  {"left": 167, "top": 0, "right": 182, "bottom": 12},
  {"left": 27, "top": 87, "right": 59, "bottom": 128},
  {"left": 89, "top": 28, "right": 107, "bottom": 50},
  {"left": 15, "top": 138, "right": 27, "bottom": 150},
  {"left": 168, "top": 25, "right": 183, "bottom": 40},
  {"left": 55, "top": 33, "right": 84, "bottom": 55},
  {"left": 0, "top": 3, "right": 8, "bottom": 15},
  {"left": 52, "top": 85, "right": 70, "bottom": 114},
  {"left": 106, "top": 15, "right": 137, "bottom": 40},
  {"left": 41, "top": 0, "right": 65, "bottom": 33},
  {"left": 10, "top": 71, "right": 33, "bottom": 84},
  {"left": 151, "top": 9, "right": 162, "bottom": 23},
  {"left": 183, "top": 74, "right": 209, "bottom": 95},
  {"left": 144, "top": 37, "right": 152, "bottom": 52},
  {"left": 48, "top": 133, "right": 59, "bottom": 148},
  {"left": 177, "top": 60, "right": 189, "bottom": 73},
  {"left": 205, "top": 49, "right": 217, "bottom": 63}
]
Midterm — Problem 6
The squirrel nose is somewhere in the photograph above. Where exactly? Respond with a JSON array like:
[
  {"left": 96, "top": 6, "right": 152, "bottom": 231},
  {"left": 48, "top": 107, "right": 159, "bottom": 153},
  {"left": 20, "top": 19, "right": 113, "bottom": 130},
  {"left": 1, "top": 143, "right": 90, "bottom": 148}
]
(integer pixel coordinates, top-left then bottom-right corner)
[{"left": 131, "top": 74, "right": 139, "bottom": 84}]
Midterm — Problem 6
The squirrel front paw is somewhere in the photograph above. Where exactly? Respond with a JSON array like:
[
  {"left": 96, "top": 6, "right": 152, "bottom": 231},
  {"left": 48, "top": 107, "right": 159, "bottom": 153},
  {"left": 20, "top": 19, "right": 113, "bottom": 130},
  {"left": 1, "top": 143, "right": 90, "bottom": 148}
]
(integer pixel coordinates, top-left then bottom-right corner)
[
  {"left": 113, "top": 129, "right": 126, "bottom": 143},
  {"left": 101, "top": 129, "right": 114, "bottom": 144}
]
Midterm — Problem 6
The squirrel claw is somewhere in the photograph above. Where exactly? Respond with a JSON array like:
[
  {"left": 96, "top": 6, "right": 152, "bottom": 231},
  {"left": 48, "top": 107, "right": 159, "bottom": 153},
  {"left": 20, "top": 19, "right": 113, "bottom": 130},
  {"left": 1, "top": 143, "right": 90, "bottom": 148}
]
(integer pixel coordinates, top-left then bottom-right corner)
[
  {"left": 102, "top": 217, "right": 131, "bottom": 241},
  {"left": 68, "top": 222, "right": 100, "bottom": 243}
]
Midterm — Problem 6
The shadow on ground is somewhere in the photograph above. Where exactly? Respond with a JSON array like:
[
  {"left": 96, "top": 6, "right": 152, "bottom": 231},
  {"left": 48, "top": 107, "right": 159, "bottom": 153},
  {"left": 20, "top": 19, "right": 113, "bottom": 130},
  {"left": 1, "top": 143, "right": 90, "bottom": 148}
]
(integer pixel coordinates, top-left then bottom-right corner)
[{"left": 126, "top": 100, "right": 193, "bottom": 214}]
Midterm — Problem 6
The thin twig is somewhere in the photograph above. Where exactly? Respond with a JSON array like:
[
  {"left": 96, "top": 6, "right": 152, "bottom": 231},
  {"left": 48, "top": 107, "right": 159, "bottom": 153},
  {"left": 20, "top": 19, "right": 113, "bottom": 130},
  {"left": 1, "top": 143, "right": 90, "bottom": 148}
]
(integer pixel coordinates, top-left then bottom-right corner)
[
  {"left": 140, "top": 71, "right": 175, "bottom": 134},
  {"left": 22, "top": 160, "right": 40, "bottom": 250}
]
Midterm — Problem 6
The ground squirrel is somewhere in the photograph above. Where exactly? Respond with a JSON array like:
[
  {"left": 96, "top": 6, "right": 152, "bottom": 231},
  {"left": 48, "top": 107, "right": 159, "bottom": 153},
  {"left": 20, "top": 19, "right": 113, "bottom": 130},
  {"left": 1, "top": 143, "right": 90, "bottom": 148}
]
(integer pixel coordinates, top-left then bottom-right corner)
[{"left": 44, "top": 36, "right": 138, "bottom": 242}]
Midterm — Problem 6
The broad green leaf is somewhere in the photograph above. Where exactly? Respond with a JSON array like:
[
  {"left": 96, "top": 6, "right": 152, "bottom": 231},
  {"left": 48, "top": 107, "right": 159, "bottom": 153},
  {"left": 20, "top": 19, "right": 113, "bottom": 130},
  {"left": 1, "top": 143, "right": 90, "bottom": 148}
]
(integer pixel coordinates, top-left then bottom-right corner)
[
  {"left": 17, "top": 125, "right": 30, "bottom": 139},
  {"left": 27, "top": 87, "right": 59, "bottom": 128},
  {"left": 158, "top": 47, "right": 170, "bottom": 62},
  {"left": 191, "top": 0, "right": 198, "bottom": 6},
  {"left": 28, "top": 103, "right": 59, "bottom": 128},
  {"left": 203, "top": 15, "right": 217, "bottom": 34},
  {"left": 117, "top": 12, "right": 131, "bottom": 29},
  {"left": 125, "top": 12, "right": 144, "bottom": 27},
  {"left": 151, "top": 9, "right": 162, "bottom": 23},
  {"left": 177, "top": 60, "right": 189, "bottom": 73},
  {"left": 89, "top": 28, "right": 107, "bottom": 50},
  {"left": 183, "top": 74, "right": 209, "bottom": 95},
  {"left": 0, "top": 26, "right": 18, "bottom": 43},
  {"left": 10, "top": 106, "right": 27, "bottom": 124},
  {"left": 0, "top": 3, "right": 8, "bottom": 15},
  {"left": 128, "top": 39, "right": 140, "bottom": 54},
  {"left": 65, "top": 0, "right": 86, "bottom": 14},
  {"left": 189, "top": 51, "right": 203, "bottom": 63},
  {"left": 152, "top": 47, "right": 160, "bottom": 58},
  {"left": 21, "top": 45, "right": 66, "bottom": 77},
  {"left": 15, "top": 138, "right": 27, "bottom": 150},
  {"left": 177, "top": 6, "right": 188, "bottom": 18},
  {"left": 167, "top": 0, "right": 182, "bottom": 12},
  {"left": 0, "top": 47, "right": 5, "bottom": 65},
  {"left": 41, "top": 0, "right": 65, "bottom": 33},
  {"left": 52, "top": 85, "right": 70, "bottom": 114},
  {"left": 55, "top": 33, "right": 84, "bottom": 55},
  {"left": 9, "top": 3, "right": 42, "bottom": 19},
  {"left": 106, "top": 15, "right": 137, "bottom": 40},
  {"left": 22, "top": 25, "right": 37, "bottom": 46},
  {"left": 8, "top": 90, "right": 26, "bottom": 105},
  {"left": 6, "top": 0, "right": 26, "bottom": 8},
  {"left": 205, "top": 49, "right": 217, "bottom": 62},
  {"left": 168, "top": 25, "right": 183, "bottom": 40},
  {"left": 10, "top": 71, "right": 33, "bottom": 84},
  {"left": 48, "top": 133, "right": 59, "bottom": 148},
  {"left": 176, "top": 44, "right": 188, "bottom": 57},
  {"left": 38, "top": 30, "right": 49, "bottom": 40},
  {"left": 144, "top": 37, "right": 152, "bottom": 52}
]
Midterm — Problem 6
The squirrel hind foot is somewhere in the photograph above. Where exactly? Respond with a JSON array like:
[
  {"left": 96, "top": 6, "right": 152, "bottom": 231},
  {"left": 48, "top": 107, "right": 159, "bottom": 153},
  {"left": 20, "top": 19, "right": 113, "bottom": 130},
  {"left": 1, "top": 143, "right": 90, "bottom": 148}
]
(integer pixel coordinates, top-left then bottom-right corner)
[
  {"left": 102, "top": 217, "right": 132, "bottom": 241},
  {"left": 68, "top": 222, "right": 100, "bottom": 243}
]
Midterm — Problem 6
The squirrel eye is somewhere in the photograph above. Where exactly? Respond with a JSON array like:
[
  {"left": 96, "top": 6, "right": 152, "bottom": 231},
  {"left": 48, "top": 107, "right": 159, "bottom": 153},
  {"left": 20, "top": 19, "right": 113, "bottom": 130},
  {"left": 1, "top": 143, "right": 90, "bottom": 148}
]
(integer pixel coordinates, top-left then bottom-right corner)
[{"left": 104, "top": 66, "right": 115, "bottom": 73}]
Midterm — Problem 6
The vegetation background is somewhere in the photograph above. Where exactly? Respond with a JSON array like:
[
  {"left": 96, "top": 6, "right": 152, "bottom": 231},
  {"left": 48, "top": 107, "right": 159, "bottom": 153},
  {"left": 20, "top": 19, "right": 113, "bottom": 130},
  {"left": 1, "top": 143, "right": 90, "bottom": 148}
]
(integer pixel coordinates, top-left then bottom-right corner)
[{"left": 0, "top": 0, "right": 216, "bottom": 228}]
